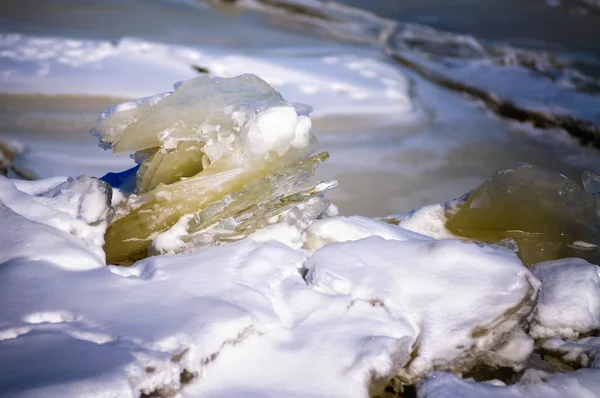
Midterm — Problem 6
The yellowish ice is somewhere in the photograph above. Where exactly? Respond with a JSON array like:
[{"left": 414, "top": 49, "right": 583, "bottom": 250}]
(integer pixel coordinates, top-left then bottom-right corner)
[
  {"left": 446, "top": 164, "right": 600, "bottom": 265},
  {"left": 93, "top": 75, "right": 334, "bottom": 265}
]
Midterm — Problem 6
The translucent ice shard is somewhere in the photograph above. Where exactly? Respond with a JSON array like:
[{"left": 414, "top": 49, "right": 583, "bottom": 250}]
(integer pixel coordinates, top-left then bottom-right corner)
[
  {"left": 93, "top": 74, "right": 335, "bottom": 265},
  {"left": 446, "top": 164, "right": 600, "bottom": 265}
]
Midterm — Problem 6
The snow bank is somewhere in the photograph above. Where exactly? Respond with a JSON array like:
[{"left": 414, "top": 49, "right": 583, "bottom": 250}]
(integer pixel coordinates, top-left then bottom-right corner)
[
  {"left": 0, "top": 175, "right": 111, "bottom": 269},
  {"left": 93, "top": 74, "right": 313, "bottom": 160},
  {"left": 186, "top": 278, "right": 416, "bottom": 398},
  {"left": 383, "top": 203, "right": 457, "bottom": 240},
  {"left": 543, "top": 336, "right": 600, "bottom": 369},
  {"left": 415, "top": 254, "right": 600, "bottom": 398},
  {"left": 418, "top": 368, "right": 600, "bottom": 398},
  {"left": 419, "top": 334, "right": 600, "bottom": 397},
  {"left": 305, "top": 236, "right": 540, "bottom": 381},
  {"left": 530, "top": 257, "right": 600, "bottom": 339},
  {"left": 304, "top": 215, "right": 431, "bottom": 250},
  {"left": 0, "top": 175, "right": 551, "bottom": 396},
  {"left": 0, "top": 239, "right": 308, "bottom": 396}
]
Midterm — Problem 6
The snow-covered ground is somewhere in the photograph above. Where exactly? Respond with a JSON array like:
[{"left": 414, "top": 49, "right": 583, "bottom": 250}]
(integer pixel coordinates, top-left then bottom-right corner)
[
  {"left": 0, "top": 173, "right": 542, "bottom": 397},
  {"left": 1, "top": 169, "right": 598, "bottom": 397},
  {"left": 1, "top": 1, "right": 600, "bottom": 397}
]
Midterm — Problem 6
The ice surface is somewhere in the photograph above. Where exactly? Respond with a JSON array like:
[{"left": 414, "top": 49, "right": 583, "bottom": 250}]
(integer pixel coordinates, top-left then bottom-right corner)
[
  {"left": 530, "top": 258, "right": 600, "bottom": 339},
  {"left": 0, "top": 33, "right": 424, "bottom": 127},
  {"left": 387, "top": 23, "right": 600, "bottom": 139}
]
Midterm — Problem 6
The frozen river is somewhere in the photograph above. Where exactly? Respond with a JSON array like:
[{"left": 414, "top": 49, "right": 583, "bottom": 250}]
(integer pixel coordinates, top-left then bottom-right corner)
[{"left": 1, "top": 0, "right": 599, "bottom": 216}]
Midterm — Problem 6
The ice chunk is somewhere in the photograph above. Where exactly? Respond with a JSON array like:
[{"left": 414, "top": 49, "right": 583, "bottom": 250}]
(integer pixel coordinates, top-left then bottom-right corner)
[
  {"left": 305, "top": 236, "right": 540, "bottom": 382},
  {"left": 446, "top": 164, "right": 600, "bottom": 265},
  {"left": 106, "top": 150, "right": 334, "bottom": 264},
  {"left": 93, "top": 75, "right": 335, "bottom": 265},
  {"left": 92, "top": 74, "right": 312, "bottom": 159},
  {"left": 136, "top": 141, "right": 205, "bottom": 192},
  {"left": 530, "top": 258, "right": 600, "bottom": 339}
]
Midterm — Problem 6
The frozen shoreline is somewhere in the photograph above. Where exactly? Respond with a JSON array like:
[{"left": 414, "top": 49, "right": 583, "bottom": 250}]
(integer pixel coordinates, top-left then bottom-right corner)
[
  {"left": 2, "top": 31, "right": 600, "bottom": 216},
  {"left": 0, "top": 1, "right": 600, "bottom": 395}
]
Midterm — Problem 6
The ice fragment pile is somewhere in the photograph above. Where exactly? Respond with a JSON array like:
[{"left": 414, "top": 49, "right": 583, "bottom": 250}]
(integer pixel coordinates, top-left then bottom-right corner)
[{"left": 92, "top": 74, "right": 335, "bottom": 264}]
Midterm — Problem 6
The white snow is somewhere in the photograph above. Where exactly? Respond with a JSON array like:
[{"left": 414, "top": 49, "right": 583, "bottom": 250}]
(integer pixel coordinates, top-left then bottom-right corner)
[
  {"left": 0, "top": 34, "right": 425, "bottom": 128},
  {"left": 530, "top": 257, "right": 600, "bottom": 339},
  {"left": 244, "top": 107, "right": 312, "bottom": 157},
  {"left": 184, "top": 283, "right": 416, "bottom": 398},
  {"left": 0, "top": 176, "right": 111, "bottom": 269},
  {"left": 0, "top": 176, "right": 556, "bottom": 397},
  {"left": 543, "top": 336, "right": 600, "bottom": 369},
  {"left": 2, "top": 7, "right": 600, "bottom": 393},
  {"left": 416, "top": 258, "right": 600, "bottom": 398},
  {"left": 305, "top": 236, "right": 540, "bottom": 381},
  {"left": 0, "top": 238, "right": 309, "bottom": 396},
  {"left": 304, "top": 215, "right": 431, "bottom": 250},
  {"left": 248, "top": 222, "right": 304, "bottom": 250},
  {"left": 393, "top": 204, "right": 457, "bottom": 239},
  {"left": 418, "top": 368, "right": 600, "bottom": 398}
]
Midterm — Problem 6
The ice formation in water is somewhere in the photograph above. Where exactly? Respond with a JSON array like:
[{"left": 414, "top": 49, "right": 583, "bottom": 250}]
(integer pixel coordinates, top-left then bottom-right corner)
[
  {"left": 445, "top": 164, "right": 600, "bottom": 266},
  {"left": 92, "top": 74, "right": 335, "bottom": 265}
]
